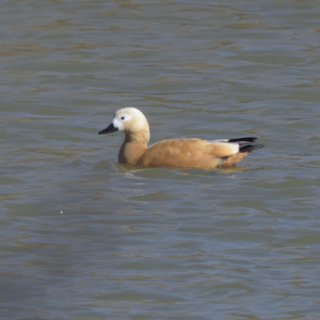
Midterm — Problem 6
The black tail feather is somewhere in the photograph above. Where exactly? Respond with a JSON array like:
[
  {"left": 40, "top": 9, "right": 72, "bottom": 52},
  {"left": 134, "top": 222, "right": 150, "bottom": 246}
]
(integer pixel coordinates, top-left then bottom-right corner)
[{"left": 239, "top": 143, "right": 264, "bottom": 153}]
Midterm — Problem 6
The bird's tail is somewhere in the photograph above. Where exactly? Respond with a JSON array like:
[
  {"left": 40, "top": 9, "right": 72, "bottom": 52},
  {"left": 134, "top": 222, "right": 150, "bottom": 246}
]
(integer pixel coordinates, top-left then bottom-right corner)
[{"left": 228, "top": 137, "right": 264, "bottom": 153}]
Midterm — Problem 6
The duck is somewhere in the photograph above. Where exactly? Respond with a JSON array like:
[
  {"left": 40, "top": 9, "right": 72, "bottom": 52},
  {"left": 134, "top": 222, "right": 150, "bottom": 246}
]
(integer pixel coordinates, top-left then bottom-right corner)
[{"left": 98, "top": 107, "right": 263, "bottom": 169}]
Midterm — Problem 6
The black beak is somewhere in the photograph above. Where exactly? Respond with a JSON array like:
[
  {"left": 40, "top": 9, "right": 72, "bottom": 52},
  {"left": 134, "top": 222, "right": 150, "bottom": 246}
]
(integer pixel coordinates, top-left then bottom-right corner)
[{"left": 98, "top": 123, "right": 118, "bottom": 135}]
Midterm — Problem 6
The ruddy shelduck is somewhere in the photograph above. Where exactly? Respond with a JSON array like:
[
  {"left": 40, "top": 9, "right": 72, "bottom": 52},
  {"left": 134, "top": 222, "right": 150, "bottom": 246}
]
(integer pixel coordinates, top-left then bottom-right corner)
[{"left": 98, "top": 107, "right": 263, "bottom": 169}]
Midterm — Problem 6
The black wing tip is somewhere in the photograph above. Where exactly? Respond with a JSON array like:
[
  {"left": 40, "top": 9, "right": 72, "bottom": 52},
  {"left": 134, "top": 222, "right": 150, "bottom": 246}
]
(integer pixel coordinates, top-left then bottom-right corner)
[
  {"left": 227, "top": 137, "right": 264, "bottom": 152},
  {"left": 228, "top": 137, "right": 258, "bottom": 143}
]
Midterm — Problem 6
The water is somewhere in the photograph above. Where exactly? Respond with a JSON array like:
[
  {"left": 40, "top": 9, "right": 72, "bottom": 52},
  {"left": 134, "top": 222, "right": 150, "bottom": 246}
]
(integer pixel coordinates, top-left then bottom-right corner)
[{"left": 1, "top": 1, "right": 320, "bottom": 319}]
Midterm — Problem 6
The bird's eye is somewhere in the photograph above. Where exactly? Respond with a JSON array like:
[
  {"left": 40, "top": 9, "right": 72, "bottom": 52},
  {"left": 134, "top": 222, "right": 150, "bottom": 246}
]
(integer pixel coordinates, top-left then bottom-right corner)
[{"left": 121, "top": 116, "right": 125, "bottom": 120}]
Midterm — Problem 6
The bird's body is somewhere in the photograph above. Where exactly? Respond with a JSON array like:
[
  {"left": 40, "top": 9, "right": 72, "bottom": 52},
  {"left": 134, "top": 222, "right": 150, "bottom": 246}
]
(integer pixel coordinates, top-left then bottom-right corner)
[{"left": 99, "top": 107, "right": 263, "bottom": 169}]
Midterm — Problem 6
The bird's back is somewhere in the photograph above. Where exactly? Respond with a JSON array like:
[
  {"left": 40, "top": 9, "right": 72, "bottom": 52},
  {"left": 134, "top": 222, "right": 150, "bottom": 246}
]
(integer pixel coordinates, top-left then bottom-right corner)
[{"left": 137, "top": 138, "right": 247, "bottom": 169}]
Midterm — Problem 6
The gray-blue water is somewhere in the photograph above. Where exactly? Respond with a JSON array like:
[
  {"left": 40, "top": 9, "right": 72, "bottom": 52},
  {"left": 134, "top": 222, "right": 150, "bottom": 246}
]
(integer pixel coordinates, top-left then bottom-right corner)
[{"left": 1, "top": 1, "right": 320, "bottom": 319}]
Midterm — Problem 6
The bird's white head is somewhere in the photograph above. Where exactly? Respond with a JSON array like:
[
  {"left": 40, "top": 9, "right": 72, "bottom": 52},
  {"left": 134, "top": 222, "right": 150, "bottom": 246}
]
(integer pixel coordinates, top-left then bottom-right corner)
[{"left": 99, "top": 107, "right": 150, "bottom": 142}]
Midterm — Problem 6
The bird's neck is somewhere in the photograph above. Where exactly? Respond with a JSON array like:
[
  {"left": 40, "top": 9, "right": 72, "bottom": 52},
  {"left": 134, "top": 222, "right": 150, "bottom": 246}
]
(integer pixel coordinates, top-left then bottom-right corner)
[
  {"left": 124, "top": 130, "right": 150, "bottom": 144},
  {"left": 118, "top": 130, "right": 149, "bottom": 165}
]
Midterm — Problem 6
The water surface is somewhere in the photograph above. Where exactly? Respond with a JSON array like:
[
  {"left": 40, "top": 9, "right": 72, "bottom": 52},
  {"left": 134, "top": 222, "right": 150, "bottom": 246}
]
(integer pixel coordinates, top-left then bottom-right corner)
[{"left": 1, "top": 1, "right": 320, "bottom": 319}]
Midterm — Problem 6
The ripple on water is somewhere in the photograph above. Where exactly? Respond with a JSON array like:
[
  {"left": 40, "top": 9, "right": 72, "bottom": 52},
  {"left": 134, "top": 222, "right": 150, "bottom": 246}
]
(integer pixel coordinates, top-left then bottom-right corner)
[{"left": 1, "top": 0, "right": 320, "bottom": 319}]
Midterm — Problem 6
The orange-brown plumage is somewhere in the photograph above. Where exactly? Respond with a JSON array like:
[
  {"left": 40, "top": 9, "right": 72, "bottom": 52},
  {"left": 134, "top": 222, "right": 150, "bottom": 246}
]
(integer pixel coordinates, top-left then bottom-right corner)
[{"left": 98, "top": 108, "right": 263, "bottom": 169}]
